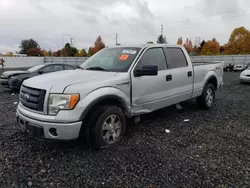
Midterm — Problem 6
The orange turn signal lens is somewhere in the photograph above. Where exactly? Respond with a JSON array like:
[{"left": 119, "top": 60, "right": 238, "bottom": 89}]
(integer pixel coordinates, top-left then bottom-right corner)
[{"left": 69, "top": 94, "right": 80, "bottom": 109}]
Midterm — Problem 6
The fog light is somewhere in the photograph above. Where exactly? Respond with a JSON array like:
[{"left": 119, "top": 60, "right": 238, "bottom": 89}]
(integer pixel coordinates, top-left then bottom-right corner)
[{"left": 49, "top": 128, "right": 59, "bottom": 137}]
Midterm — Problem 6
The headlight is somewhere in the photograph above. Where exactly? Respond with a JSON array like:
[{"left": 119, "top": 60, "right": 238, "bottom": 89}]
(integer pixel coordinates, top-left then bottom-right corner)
[
  {"left": 240, "top": 71, "right": 246, "bottom": 77},
  {"left": 48, "top": 94, "right": 80, "bottom": 115}
]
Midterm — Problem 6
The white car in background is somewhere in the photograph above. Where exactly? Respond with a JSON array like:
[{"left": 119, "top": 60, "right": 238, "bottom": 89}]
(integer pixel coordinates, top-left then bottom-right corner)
[
  {"left": 240, "top": 66, "right": 250, "bottom": 83},
  {"left": 234, "top": 64, "right": 245, "bottom": 72}
]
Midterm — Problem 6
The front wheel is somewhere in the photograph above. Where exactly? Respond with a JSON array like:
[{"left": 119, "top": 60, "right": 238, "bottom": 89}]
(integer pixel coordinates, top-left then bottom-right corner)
[
  {"left": 85, "top": 105, "right": 126, "bottom": 149},
  {"left": 197, "top": 83, "right": 215, "bottom": 109}
]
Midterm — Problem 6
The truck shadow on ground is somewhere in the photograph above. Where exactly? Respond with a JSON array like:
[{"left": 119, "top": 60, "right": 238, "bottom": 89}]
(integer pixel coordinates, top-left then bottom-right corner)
[{"left": 15, "top": 100, "right": 200, "bottom": 154}]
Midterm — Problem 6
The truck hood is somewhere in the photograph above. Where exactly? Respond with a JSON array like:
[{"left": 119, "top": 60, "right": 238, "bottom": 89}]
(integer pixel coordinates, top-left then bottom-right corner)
[
  {"left": 1, "top": 70, "right": 29, "bottom": 78},
  {"left": 23, "top": 70, "right": 118, "bottom": 92}
]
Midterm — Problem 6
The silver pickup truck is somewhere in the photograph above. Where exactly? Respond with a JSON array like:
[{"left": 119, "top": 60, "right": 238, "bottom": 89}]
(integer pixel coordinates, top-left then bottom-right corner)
[{"left": 16, "top": 44, "right": 224, "bottom": 149}]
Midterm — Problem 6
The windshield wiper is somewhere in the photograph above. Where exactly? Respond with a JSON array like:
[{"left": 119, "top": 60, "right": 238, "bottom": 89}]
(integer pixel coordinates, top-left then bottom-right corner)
[
  {"left": 86, "top": 67, "right": 107, "bottom": 71},
  {"left": 76, "top": 66, "right": 83, "bottom": 70}
]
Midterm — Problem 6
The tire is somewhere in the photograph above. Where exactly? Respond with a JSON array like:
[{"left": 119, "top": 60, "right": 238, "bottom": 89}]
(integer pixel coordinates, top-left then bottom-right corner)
[
  {"left": 85, "top": 105, "right": 126, "bottom": 149},
  {"left": 197, "top": 83, "right": 215, "bottom": 109}
]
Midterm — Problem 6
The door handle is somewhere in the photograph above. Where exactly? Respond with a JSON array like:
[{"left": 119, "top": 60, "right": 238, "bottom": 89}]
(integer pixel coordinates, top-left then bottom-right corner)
[
  {"left": 166, "top": 75, "right": 172, "bottom": 81},
  {"left": 188, "top": 71, "right": 192, "bottom": 77}
]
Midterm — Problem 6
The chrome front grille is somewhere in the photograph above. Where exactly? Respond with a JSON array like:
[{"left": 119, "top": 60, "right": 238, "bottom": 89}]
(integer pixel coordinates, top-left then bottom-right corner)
[{"left": 20, "top": 85, "right": 46, "bottom": 112}]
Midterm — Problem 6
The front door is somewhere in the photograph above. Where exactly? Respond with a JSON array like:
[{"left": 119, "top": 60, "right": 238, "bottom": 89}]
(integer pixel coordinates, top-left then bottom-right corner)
[{"left": 131, "top": 47, "right": 169, "bottom": 115}]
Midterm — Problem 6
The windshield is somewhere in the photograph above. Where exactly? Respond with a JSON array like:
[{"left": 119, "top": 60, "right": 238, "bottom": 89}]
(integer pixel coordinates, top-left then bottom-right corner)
[
  {"left": 80, "top": 47, "right": 141, "bottom": 72},
  {"left": 27, "top": 64, "right": 45, "bottom": 72}
]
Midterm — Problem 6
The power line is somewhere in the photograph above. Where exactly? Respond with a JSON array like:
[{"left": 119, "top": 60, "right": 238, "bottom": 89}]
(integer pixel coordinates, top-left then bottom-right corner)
[
  {"left": 164, "top": 12, "right": 250, "bottom": 33},
  {"left": 164, "top": 6, "right": 249, "bottom": 27},
  {"left": 123, "top": 7, "right": 249, "bottom": 35}
]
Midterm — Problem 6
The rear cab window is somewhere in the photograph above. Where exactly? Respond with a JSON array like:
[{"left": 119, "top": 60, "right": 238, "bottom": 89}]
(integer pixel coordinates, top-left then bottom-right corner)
[{"left": 165, "top": 47, "right": 188, "bottom": 69}]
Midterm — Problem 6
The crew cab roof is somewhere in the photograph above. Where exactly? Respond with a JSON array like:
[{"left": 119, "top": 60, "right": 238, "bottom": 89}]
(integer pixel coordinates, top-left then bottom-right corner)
[{"left": 106, "top": 44, "right": 183, "bottom": 49}]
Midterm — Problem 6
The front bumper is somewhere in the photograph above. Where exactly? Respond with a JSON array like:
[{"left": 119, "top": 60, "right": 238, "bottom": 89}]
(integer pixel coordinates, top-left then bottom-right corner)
[
  {"left": 240, "top": 76, "right": 250, "bottom": 83},
  {"left": 234, "top": 68, "right": 244, "bottom": 71},
  {"left": 16, "top": 108, "right": 82, "bottom": 140},
  {"left": 8, "top": 78, "right": 22, "bottom": 90},
  {"left": 0, "top": 78, "right": 9, "bottom": 88}
]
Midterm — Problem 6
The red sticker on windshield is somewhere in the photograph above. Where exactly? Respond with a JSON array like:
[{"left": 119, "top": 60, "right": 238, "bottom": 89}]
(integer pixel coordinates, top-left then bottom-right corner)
[{"left": 120, "top": 54, "right": 129, "bottom": 61}]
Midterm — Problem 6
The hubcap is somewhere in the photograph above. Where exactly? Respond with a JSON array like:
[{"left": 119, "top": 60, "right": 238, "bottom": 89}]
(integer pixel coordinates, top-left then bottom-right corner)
[
  {"left": 102, "top": 114, "right": 121, "bottom": 144},
  {"left": 206, "top": 88, "right": 214, "bottom": 106}
]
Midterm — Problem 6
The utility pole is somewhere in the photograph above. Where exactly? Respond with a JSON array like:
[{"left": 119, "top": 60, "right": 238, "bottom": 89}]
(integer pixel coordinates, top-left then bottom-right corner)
[
  {"left": 70, "top": 37, "right": 74, "bottom": 47},
  {"left": 161, "top": 24, "right": 164, "bottom": 36},
  {"left": 115, "top": 33, "right": 121, "bottom": 46},
  {"left": 115, "top": 33, "right": 118, "bottom": 46}
]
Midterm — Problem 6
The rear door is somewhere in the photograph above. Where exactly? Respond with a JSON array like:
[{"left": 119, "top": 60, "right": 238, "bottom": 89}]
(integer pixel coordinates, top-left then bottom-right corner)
[
  {"left": 131, "top": 47, "right": 169, "bottom": 114},
  {"left": 163, "top": 47, "right": 193, "bottom": 105}
]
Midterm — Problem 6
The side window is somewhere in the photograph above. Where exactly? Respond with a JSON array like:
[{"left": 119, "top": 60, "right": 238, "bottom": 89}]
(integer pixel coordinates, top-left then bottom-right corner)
[
  {"left": 138, "top": 48, "right": 166, "bottom": 71},
  {"left": 64, "top": 65, "right": 75, "bottom": 70},
  {"left": 166, "top": 48, "right": 188, "bottom": 69},
  {"left": 42, "top": 65, "right": 63, "bottom": 73},
  {"left": 41, "top": 65, "right": 54, "bottom": 73},
  {"left": 53, "top": 65, "right": 63, "bottom": 71}
]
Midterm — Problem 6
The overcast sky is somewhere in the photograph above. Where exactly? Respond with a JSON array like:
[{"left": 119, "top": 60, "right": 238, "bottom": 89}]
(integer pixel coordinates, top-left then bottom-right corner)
[{"left": 0, "top": 0, "right": 250, "bottom": 53}]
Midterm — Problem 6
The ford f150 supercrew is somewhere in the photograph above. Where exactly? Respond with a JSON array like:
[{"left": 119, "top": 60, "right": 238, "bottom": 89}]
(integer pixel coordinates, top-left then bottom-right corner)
[{"left": 16, "top": 44, "right": 224, "bottom": 149}]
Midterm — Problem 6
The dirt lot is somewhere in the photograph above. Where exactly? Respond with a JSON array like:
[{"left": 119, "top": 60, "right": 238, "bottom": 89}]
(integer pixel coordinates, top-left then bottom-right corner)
[{"left": 0, "top": 72, "right": 250, "bottom": 188}]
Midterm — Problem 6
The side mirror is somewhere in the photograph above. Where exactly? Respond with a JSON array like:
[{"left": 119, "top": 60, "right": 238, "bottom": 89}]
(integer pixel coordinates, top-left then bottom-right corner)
[
  {"left": 38, "top": 70, "right": 44, "bottom": 74},
  {"left": 134, "top": 65, "right": 158, "bottom": 77}
]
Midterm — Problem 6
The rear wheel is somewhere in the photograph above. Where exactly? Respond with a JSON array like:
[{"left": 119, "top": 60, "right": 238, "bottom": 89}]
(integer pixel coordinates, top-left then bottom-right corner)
[
  {"left": 85, "top": 105, "right": 126, "bottom": 149},
  {"left": 197, "top": 83, "right": 215, "bottom": 109}
]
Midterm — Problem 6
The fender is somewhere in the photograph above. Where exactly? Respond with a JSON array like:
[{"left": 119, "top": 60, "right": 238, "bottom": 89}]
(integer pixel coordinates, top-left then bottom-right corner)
[
  {"left": 78, "top": 87, "right": 131, "bottom": 121},
  {"left": 203, "top": 71, "right": 218, "bottom": 91}
]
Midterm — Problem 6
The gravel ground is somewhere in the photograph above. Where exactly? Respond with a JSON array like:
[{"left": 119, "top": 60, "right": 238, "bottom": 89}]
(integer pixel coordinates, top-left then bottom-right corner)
[{"left": 0, "top": 72, "right": 250, "bottom": 188}]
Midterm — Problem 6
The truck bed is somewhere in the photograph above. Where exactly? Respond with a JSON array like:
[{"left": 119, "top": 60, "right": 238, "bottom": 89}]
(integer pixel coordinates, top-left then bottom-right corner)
[
  {"left": 192, "top": 61, "right": 224, "bottom": 66},
  {"left": 192, "top": 61, "right": 224, "bottom": 98}
]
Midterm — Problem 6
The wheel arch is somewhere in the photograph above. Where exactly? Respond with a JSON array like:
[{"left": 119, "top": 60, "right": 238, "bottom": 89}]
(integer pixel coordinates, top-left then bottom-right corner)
[
  {"left": 80, "top": 95, "right": 130, "bottom": 122},
  {"left": 204, "top": 75, "right": 218, "bottom": 91}
]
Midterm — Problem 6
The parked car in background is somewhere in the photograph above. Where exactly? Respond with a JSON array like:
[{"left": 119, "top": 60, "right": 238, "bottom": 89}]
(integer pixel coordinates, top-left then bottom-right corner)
[
  {"left": 223, "top": 63, "right": 234, "bottom": 72},
  {"left": 233, "top": 64, "right": 245, "bottom": 72},
  {"left": 239, "top": 66, "right": 250, "bottom": 84},
  {"left": 244, "top": 63, "right": 250, "bottom": 70},
  {"left": 0, "top": 63, "right": 76, "bottom": 91},
  {"left": 16, "top": 44, "right": 224, "bottom": 149}
]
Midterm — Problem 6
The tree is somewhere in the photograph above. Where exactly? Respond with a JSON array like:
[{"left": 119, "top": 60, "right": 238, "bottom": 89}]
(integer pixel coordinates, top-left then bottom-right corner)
[
  {"left": 19, "top": 38, "right": 40, "bottom": 54},
  {"left": 157, "top": 34, "right": 167, "bottom": 44},
  {"left": 200, "top": 40, "right": 220, "bottom": 55},
  {"left": 60, "top": 43, "right": 78, "bottom": 57},
  {"left": 177, "top": 37, "right": 183, "bottom": 45},
  {"left": 6, "top": 52, "right": 13, "bottom": 56},
  {"left": 147, "top": 41, "right": 154, "bottom": 44},
  {"left": 52, "top": 50, "right": 60, "bottom": 57},
  {"left": 71, "top": 47, "right": 78, "bottom": 57},
  {"left": 79, "top": 49, "right": 87, "bottom": 57},
  {"left": 220, "top": 46, "right": 225, "bottom": 55},
  {"left": 87, "top": 47, "right": 94, "bottom": 56},
  {"left": 224, "top": 26, "right": 250, "bottom": 55},
  {"left": 198, "top": 40, "right": 206, "bottom": 54},
  {"left": 48, "top": 50, "right": 52, "bottom": 56},
  {"left": 183, "top": 39, "right": 193, "bottom": 54},
  {"left": 27, "top": 48, "right": 42, "bottom": 56},
  {"left": 92, "top": 36, "right": 105, "bottom": 55},
  {"left": 42, "top": 50, "right": 49, "bottom": 56}
]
